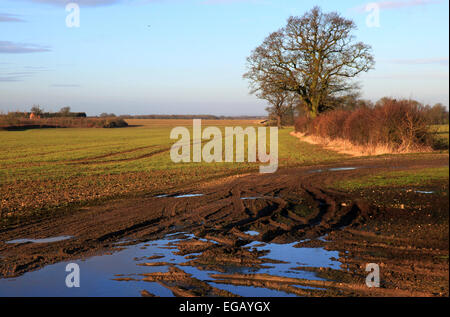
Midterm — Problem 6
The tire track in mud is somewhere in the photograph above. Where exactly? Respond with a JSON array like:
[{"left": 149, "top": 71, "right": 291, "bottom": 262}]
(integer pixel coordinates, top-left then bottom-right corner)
[
  {"left": 68, "top": 145, "right": 160, "bottom": 162},
  {"left": 67, "top": 147, "right": 170, "bottom": 165},
  {"left": 0, "top": 143, "right": 125, "bottom": 162},
  {"left": 1, "top": 145, "right": 171, "bottom": 169},
  {"left": 0, "top": 164, "right": 362, "bottom": 277},
  {"left": 0, "top": 154, "right": 447, "bottom": 296}
]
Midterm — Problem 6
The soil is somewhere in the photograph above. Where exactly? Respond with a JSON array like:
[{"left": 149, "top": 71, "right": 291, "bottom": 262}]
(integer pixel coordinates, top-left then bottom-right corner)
[{"left": 0, "top": 153, "right": 448, "bottom": 297}]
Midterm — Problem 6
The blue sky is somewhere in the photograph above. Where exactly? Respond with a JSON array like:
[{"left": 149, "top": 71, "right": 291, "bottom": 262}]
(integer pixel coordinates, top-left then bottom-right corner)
[{"left": 0, "top": 0, "right": 448, "bottom": 116}]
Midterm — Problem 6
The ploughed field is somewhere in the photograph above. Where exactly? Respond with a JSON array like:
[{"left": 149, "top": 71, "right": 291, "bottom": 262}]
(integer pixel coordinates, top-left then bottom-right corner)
[{"left": 0, "top": 120, "right": 448, "bottom": 296}]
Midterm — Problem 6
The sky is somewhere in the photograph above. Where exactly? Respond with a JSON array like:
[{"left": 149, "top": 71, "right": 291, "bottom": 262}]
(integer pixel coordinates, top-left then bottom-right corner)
[{"left": 0, "top": 0, "right": 448, "bottom": 116}]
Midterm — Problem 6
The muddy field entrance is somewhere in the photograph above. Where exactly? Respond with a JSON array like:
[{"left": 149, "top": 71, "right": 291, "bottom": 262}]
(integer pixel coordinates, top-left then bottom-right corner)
[
  {"left": 0, "top": 155, "right": 448, "bottom": 297},
  {"left": 0, "top": 232, "right": 342, "bottom": 296}
]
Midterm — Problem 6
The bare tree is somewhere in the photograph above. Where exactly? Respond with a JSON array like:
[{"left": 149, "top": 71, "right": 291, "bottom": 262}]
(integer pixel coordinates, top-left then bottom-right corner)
[
  {"left": 244, "top": 6, "right": 375, "bottom": 118},
  {"left": 424, "top": 103, "right": 449, "bottom": 125},
  {"left": 257, "top": 85, "right": 296, "bottom": 128},
  {"left": 59, "top": 106, "right": 71, "bottom": 115},
  {"left": 30, "top": 105, "right": 43, "bottom": 116}
]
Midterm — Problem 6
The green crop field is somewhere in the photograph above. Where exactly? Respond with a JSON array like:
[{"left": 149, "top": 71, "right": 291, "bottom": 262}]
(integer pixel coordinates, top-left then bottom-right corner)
[
  {"left": 0, "top": 119, "right": 347, "bottom": 220},
  {"left": 333, "top": 166, "right": 449, "bottom": 190},
  {"left": 431, "top": 124, "right": 449, "bottom": 149},
  {"left": 1, "top": 119, "right": 448, "bottom": 224}
]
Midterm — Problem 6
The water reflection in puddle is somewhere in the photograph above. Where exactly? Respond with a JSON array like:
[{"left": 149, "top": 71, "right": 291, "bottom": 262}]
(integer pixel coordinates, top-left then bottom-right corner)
[
  {"left": 247, "top": 241, "right": 340, "bottom": 279},
  {"left": 174, "top": 194, "right": 204, "bottom": 198},
  {"left": 309, "top": 167, "right": 359, "bottom": 173},
  {"left": 241, "top": 196, "right": 279, "bottom": 201},
  {"left": 328, "top": 167, "right": 358, "bottom": 171},
  {"left": 6, "top": 236, "right": 73, "bottom": 244},
  {"left": 241, "top": 197, "right": 263, "bottom": 200},
  {"left": 0, "top": 232, "right": 340, "bottom": 297},
  {"left": 403, "top": 189, "right": 436, "bottom": 195},
  {"left": 155, "top": 194, "right": 204, "bottom": 198},
  {"left": 157, "top": 194, "right": 280, "bottom": 200}
]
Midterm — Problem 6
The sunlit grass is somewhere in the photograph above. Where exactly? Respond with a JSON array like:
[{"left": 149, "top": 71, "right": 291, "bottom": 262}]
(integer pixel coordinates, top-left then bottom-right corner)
[
  {"left": 0, "top": 120, "right": 349, "bottom": 218},
  {"left": 0, "top": 121, "right": 346, "bottom": 183},
  {"left": 334, "top": 167, "right": 449, "bottom": 190}
]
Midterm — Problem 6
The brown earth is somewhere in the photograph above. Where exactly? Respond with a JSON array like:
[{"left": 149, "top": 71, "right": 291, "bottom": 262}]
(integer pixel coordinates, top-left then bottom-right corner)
[{"left": 0, "top": 154, "right": 448, "bottom": 296}]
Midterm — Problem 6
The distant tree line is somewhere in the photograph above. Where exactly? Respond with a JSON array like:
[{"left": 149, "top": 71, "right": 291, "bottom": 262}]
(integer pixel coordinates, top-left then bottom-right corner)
[
  {"left": 422, "top": 103, "right": 449, "bottom": 125},
  {"left": 119, "top": 114, "right": 267, "bottom": 120},
  {"left": 3, "top": 105, "right": 86, "bottom": 118},
  {"left": 0, "top": 105, "right": 128, "bottom": 129}
]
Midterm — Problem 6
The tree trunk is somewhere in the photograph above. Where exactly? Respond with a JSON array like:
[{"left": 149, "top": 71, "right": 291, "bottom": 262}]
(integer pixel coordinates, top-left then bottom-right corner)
[
  {"left": 277, "top": 114, "right": 282, "bottom": 128},
  {"left": 309, "top": 97, "right": 320, "bottom": 118}
]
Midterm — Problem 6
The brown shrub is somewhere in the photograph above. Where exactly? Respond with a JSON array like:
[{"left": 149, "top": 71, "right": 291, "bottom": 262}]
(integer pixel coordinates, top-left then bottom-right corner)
[
  {"left": 310, "top": 109, "right": 348, "bottom": 139},
  {"left": 294, "top": 116, "right": 311, "bottom": 133},
  {"left": 372, "top": 99, "right": 431, "bottom": 150},
  {"left": 101, "top": 117, "right": 128, "bottom": 128},
  {"left": 342, "top": 107, "right": 373, "bottom": 145}
]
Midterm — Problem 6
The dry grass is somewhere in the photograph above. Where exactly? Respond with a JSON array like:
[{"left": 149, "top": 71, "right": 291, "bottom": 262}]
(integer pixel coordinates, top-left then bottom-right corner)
[{"left": 290, "top": 131, "right": 430, "bottom": 156}]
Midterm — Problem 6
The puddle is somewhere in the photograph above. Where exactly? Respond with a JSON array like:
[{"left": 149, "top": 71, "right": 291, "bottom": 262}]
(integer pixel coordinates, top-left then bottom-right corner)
[
  {"left": 247, "top": 241, "right": 340, "bottom": 279},
  {"left": 241, "top": 197, "right": 264, "bottom": 200},
  {"left": 309, "top": 167, "right": 359, "bottom": 173},
  {"left": 5, "top": 236, "right": 73, "bottom": 244},
  {"left": 157, "top": 194, "right": 277, "bottom": 200},
  {"left": 241, "top": 196, "right": 279, "bottom": 200},
  {"left": 328, "top": 167, "right": 358, "bottom": 171},
  {"left": 155, "top": 194, "right": 204, "bottom": 198},
  {"left": 403, "top": 189, "right": 436, "bottom": 195},
  {"left": 174, "top": 194, "right": 204, "bottom": 198},
  {"left": 0, "top": 233, "right": 340, "bottom": 297},
  {"left": 244, "top": 231, "right": 260, "bottom": 236}
]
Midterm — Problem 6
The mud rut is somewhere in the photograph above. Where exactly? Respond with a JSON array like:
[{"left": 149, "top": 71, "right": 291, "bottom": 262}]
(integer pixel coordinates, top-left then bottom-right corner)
[{"left": 0, "top": 155, "right": 448, "bottom": 296}]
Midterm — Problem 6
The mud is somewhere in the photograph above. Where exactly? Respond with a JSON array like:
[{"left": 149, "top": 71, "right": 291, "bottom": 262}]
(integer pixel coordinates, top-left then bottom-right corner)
[
  {"left": 5, "top": 236, "right": 73, "bottom": 244},
  {"left": 0, "top": 154, "right": 448, "bottom": 296}
]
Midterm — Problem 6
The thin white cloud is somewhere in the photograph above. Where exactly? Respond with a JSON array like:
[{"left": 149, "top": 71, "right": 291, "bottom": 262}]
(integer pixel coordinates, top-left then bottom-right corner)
[
  {"left": 0, "top": 65, "right": 50, "bottom": 82},
  {"left": 0, "top": 41, "right": 51, "bottom": 54},
  {"left": 0, "top": 76, "right": 21, "bottom": 82},
  {"left": 0, "top": 13, "right": 25, "bottom": 22},
  {"left": 25, "top": 0, "right": 122, "bottom": 7},
  {"left": 354, "top": 0, "right": 441, "bottom": 12},
  {"left": 26, "top": 0, "right": 261, "bottom": 5}
]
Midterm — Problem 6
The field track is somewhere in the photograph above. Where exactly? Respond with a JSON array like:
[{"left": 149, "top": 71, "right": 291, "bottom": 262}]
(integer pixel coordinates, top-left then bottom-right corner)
[{"left": 0, "top": 153, "right": 448, "bottom": 296}]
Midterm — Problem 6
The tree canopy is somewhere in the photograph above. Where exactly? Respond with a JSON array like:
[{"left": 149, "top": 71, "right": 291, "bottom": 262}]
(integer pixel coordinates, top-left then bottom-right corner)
[{"left": 244, "top": 6, "right": 375, "bottom": 118}]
